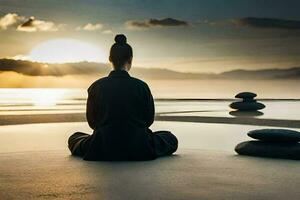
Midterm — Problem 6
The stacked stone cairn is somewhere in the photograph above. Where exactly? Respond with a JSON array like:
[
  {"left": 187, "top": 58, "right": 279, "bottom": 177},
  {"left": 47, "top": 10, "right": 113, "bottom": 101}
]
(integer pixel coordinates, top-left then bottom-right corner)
[
  {"left": 230, "top": 92, "right": 265, "bottom": 111},
  {"left": 235, "top": 129, "right": 300, "bottom": 160}
]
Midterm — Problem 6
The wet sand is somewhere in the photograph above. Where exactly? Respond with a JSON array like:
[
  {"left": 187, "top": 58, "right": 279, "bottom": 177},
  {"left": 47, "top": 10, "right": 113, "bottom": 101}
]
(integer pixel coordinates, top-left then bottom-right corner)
[
  {"left": 1, "top": 149, "right": 300, "bottom": 200},
  {"left": 0, "top": 112, "right": 299, "bottom": 128}
]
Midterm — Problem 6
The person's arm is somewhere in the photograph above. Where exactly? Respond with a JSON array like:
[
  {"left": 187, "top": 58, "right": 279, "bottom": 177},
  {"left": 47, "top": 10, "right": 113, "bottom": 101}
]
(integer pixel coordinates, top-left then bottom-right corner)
[
  {"left": 86, "top": 86, "right": 96, "bottom": 130},
  {"left": 144, "top": 85, "right": 155, "bottom": 127}
]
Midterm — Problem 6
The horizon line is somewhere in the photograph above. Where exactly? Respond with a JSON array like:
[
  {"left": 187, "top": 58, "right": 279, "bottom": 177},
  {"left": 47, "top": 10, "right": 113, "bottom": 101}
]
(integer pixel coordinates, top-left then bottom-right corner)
[{"left": 1, "top": 57, "right": 300, "bottom": 75}]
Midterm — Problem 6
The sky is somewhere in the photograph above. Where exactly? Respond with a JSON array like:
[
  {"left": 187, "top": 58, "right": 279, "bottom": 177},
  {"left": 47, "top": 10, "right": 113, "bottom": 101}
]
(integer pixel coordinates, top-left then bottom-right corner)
[{"left": 0, "top": 0, "right": 300, "bottom": 73}]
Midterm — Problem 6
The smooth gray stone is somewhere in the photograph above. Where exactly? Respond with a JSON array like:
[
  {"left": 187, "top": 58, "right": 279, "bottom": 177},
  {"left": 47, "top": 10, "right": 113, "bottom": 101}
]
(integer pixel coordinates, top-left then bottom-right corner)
[
  {"left": 235, "top": 141, "right": 300, "bottom": 160},
  {"left": 248, "top": 129, "right": 300, "bottom": 142},
  {"left": 235, "top": 92, "right": 257, "bottom": 99},
  {"left": 242, "top": 98, "right": 256, "bottom": 102},
  {"left": 230, "top": 101, "right": 265, "bottom": 111}
]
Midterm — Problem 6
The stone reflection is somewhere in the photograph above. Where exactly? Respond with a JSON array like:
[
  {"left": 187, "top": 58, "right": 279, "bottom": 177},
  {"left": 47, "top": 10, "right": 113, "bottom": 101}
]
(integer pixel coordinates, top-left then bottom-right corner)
[{"left": 229, "top": 110, "right": 264, "bottom": 118}]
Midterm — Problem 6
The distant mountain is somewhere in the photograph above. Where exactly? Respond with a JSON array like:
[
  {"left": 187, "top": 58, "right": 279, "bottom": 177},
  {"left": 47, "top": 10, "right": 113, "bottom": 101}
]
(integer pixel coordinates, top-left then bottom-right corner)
[
  {"left": 0, "top": 58, "right": 299, "bottom": 79},
  {"left": 219, "top": 67, "right": 300, "bottom": 79},
  {"left": 0, "top": 59, "right": 109, "bottom": 76},
  {"left": 131, "top": 67, "right": 213, "bottom": 79},
  {"left": 0, "top": 58, "right": 214, "bottom": 79}
]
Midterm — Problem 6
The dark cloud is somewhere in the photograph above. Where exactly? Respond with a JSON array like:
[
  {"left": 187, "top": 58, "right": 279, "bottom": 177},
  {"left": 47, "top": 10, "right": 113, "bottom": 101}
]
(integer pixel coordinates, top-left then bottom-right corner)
[
  {"left": 232, "top": 17, "right": 300, "bottom": 30},
  {"left": 126, "top": 18, "right": 189, "bottom": 29},
  {"left": 148, "top": 18, "right": 188, "bottom": 26},
  {"left": 20, "top": 17, "right": 34, "bottom": 27}
]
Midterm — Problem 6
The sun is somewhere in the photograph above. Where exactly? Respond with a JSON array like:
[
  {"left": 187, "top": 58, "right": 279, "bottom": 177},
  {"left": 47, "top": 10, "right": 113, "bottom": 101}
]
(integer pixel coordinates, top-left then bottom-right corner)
[{"left": 28, "top": 39, "right": 107, "bottom": 63}]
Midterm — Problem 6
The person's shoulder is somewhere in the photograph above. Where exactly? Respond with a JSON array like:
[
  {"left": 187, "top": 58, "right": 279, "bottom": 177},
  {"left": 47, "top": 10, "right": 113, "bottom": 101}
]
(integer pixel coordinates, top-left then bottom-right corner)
[
  {"left": 129, "top": 76, "right": 149, "bottom": 88},
  {"left": 87, "top": 77, "right": 109, "bottom": 93}
]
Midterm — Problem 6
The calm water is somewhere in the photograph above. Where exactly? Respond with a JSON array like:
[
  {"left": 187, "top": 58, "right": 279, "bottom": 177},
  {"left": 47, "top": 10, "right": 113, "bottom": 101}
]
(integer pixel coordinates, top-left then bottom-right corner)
[
  {"left": 147, "top": 79, "right": 300, "bottom": 99},
  {"left": 0, "top": 88, "right": 299, "bottom": 121}
]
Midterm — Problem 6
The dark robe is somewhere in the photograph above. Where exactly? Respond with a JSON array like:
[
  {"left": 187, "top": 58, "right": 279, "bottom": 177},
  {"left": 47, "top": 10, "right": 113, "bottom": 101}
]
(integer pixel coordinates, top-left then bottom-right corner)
[{"left": 68, "top": 70, "right": 178, "bottom": 161}]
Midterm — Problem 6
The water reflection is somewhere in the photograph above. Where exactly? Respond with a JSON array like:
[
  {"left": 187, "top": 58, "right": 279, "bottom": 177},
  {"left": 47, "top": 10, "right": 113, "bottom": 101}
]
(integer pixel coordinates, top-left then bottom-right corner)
[{"left": 229, "top": 110, "right": 264, "bottom": 118}]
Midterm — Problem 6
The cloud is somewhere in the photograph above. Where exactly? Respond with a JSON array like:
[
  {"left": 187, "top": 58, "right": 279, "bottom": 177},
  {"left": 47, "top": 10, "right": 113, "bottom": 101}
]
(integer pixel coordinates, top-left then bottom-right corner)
[
  {"left": 76, "top": 23, "right": 103, "bottom": 31},
  {"left": 102, "top": 29, "right": 113, "bottom": 34},
  {"left": 10, "top": 54, "right": 29, "bottom": 60},
  {"left": 126, "top": 21, "right": 150, "bottom": 28},
  {"left": 0, "top": 13, "right": 61, "bottom": 32},
  {"left": 220, "top": 17, "right": 300, "bottom": 30},
  {"left": 0, "top": 13, "right": 25, "bottom": 30},
  {"left": 0, "top": 71, "right": 94, "bottom": 88},
  {"left": 231, "top": 17, "right": 300, "bottom": 30},
  {"left": 126, "top": 18, "right": 189, "bottom": 29},
  {"left": 17, "top": 17, "right": 59, "bottom": 32}
]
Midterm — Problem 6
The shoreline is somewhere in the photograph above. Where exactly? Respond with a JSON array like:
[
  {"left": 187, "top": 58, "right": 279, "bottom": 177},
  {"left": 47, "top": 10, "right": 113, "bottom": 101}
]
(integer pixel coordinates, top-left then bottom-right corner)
[
  {"left": 0, "top": 112, "right": 299, "bottom": 128},
  {"left": 0, "top": 99, "right": 299, "bottom": 108}
]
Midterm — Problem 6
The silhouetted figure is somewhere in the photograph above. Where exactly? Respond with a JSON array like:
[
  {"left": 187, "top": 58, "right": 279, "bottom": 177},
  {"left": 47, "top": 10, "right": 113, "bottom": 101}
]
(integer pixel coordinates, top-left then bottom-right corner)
[{"left": 68, "top": 34, "right": 178, "bottom": 161}]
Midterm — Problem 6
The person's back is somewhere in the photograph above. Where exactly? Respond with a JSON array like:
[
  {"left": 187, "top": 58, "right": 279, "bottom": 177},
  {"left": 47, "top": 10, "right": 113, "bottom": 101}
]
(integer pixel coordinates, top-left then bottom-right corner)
[
  {"left": 84, "top": 70, "right": 156, "bottom": 160},
  {"left": 88, "top": 72, "right": 154, "bottom": 129},
  {"left": 68, "top": 34, "right": 178, "bottom": 161}
]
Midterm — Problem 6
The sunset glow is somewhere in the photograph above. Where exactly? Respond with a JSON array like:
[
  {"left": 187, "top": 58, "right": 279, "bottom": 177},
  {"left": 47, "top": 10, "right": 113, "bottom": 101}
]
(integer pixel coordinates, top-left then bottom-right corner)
[
  {"left": 31, "top": 89, "right": 65, "bottom": 106},
  {"left": 28, "top": 39, "right": 107, "bottom": 63}
]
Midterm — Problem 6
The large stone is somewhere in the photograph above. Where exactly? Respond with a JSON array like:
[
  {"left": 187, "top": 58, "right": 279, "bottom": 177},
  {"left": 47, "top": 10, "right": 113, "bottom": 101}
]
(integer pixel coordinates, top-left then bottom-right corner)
[
  {"left": 235, "top": 141, "right": 300, "bottom": 160},
  {"left": 248, "top": 129, "right": 300, "bottom": 142},
  {"left": 230, "top": 101, "right": 265, "bottom": 111},
  {"left": 235, "top": 92, "right": 257, "bottom": 99},
  {"left": 242, "top": 98, "right": 256, "bottom": 102}
]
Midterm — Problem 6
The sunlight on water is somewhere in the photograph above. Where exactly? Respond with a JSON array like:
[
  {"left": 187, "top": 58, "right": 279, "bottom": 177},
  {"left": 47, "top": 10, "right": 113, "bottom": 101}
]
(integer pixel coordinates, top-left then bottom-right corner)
[
  {"left": 0, "top": 88, "right": 86, "bottom": 106},
  {"left": 0, "top": 88, "right": 299, "bottom": 121},
  {"left": 31, "top": 90, "right": 65, "bottom": 106}
]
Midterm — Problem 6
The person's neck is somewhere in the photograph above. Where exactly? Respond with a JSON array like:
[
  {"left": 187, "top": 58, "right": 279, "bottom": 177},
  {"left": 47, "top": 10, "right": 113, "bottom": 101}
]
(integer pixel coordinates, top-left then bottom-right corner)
[{"left": 114, "top": 66, "right": 128, "bottom": 71}]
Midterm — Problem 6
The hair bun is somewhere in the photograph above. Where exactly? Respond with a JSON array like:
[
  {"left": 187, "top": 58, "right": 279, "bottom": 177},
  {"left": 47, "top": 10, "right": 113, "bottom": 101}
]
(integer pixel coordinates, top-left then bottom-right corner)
[{"left": 114, "top": 34, "right": 127, "bottom": 45}]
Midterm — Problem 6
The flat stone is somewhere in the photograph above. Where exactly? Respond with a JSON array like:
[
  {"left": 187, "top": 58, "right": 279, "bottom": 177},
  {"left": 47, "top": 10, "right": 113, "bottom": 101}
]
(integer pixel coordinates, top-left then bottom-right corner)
[
  {"left": 235, "top": 92, "right": 257, "bottom": 99},
  {"left": 248, "top": 129, "right": 300, "bottom": 142},
  {"left": 230, "top": 101, "right": 265, "bottom": 111},
  {"left": 235, "top": 140, "right": 300, "bottom": 160},
  {"left": 242, "top": 98, "right": 256, "bottom": 102}
]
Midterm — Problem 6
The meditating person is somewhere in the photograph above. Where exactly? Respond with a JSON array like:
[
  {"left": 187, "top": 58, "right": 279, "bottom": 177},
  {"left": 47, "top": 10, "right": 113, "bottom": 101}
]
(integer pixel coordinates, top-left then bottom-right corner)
[{"left": 68, "top": 34, "right": 178, "bottom": 161}]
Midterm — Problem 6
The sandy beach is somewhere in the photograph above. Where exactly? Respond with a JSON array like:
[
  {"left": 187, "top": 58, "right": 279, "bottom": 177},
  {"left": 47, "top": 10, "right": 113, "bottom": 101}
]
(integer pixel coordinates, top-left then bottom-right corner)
[
  {"left": 1, "top": 121, "right": 300, "bottom": 199},
  {"left": 2, "top": 149, "right": 300, "bottom": 200}
]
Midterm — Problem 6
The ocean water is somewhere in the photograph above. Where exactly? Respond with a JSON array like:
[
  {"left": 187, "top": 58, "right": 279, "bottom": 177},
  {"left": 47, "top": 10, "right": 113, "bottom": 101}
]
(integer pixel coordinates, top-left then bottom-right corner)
[
  {"left": 147, "top": 79, "right": 300, "bottom": 99},
  {"left": 0, "top": 88, "right": 299, "bottom": 121}
]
